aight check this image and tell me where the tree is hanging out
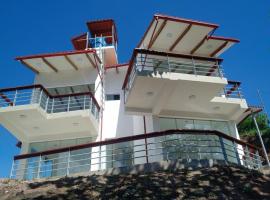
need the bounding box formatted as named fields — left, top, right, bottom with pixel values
left=238, top=113, right=270, bottom=136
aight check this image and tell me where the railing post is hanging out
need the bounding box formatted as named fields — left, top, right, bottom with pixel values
left=192, top=57, right=197, bottom=75
left=237, top=86, right=242, bottom=100
left=45, top=96, right=49, bottom=112
left=37, top=155, right=42, bottom=179
left=167, top=55, right=171, bottom=73
left=13, top=90, right=17, bottom=106
left=233, top=141, right=241, bottom=165
left=217, top=62, right=222, bottom=78
left=219, top=136, right=228, bottom=163
left=67, top=96, right=71, bottom=112
left=83, top=95, right=86, bottom=110
left=255, top=150, right=262, bottom=169
left=85, top=32, right=89, bottom=49
left=38, top=89, right=43, bottom=105
left=66, top=149, right=70, bottom=176
left=51, top=98, right=54, bottom=113
left=244, top=145, right=252, bottom=169
left=223, top=88, right=227, bottom=98
left=10, top=160, right=14, bottom=179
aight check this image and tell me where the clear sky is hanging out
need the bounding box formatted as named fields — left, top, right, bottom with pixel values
left=0, top=0, right=270, bottom=178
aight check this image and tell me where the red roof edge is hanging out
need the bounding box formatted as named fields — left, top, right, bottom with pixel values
left=105, top=63, right=129, bottom=69
left=154, top=14, right=219, bottom=28
left=15, top=49, right=96, bottom=60
left=209, top=35, right=240, bottom=43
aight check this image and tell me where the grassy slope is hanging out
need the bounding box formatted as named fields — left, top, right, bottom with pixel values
left=0, top=165, right=269, bottom=200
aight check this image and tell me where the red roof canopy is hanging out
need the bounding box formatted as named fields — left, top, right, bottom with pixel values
left=87, top=19, right=118, bottom=43
left=71, top=33, right=88, bottom=50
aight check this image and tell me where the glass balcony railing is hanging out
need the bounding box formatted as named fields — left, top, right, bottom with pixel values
left=0, top=85, right=100, bottom=120
left=10, top=129, right=264, bottom=180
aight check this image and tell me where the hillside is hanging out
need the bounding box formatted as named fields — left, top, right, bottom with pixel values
left=0, top=165, right=269, bottom=200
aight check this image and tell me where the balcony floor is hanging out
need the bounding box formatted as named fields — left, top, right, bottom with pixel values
left=0, top=104, right=98, bottom=142
left=125, top=75, right=247, bottom=120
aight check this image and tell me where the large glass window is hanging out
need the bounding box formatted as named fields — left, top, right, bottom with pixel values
left=159, top=117, right=231, bottom=135
left=29, top=137, right=95, bottom=153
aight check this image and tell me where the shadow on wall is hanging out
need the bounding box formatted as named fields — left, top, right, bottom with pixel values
left=2, top=164, right=270, bottom=200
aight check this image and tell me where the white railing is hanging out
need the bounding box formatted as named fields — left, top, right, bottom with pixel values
left=0, top=85, right=100, bottom=120
left=10, top=130, right=264, bottom=180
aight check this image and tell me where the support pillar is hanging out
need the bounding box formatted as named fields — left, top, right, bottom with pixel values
left=252, top=114, right=270, bottom=167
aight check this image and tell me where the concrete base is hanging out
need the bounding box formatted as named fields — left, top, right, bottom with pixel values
left=69, top=159, right=229, bottom=178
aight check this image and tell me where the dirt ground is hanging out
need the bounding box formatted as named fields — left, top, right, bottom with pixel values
left=0, top=165, right=269, bottom=200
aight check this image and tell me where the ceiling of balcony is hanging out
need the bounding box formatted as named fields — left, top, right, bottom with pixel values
left=138, top=14, right=239, bottom=57
left=15, top=49, right=101, bottom=74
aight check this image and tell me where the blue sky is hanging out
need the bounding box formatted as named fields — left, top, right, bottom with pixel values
left=0, top=0, right=270, bottom=177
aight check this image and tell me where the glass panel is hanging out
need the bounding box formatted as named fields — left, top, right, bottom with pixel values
left=211, top=121, right=230, bottom=135
left=60, top=139, right=76, bottom=148
left=176, top=118, right=194, bottom=129
left=159, top=118, right=176, bottom=131
left=194, top=120, right=211, bottom=130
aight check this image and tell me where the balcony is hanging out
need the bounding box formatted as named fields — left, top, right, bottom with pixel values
left=10, top=129, right=265, bottom=180
left=123, top=49, right=232, bottom=115
left=0, top=85, right=100, bottom=141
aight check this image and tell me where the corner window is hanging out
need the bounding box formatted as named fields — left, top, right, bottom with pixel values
left=106, top=94, right=120, bottom=101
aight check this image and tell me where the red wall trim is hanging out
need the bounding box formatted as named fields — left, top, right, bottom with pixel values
left=15, top=49, right=97, bottom=60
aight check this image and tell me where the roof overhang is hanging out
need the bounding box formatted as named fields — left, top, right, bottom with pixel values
left=71, top=33, right=88, bottom=50
left=138, top=14, right=239, bottom=57
left=237, top=106, right=263, bottom=125
left=16, top=49, right=101, bottom=74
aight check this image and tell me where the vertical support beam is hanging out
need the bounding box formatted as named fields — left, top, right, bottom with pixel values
left=252, top=114, right=270, bottom=167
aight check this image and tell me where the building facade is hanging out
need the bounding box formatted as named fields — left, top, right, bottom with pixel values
left=0, top=14, right=265, bottom=180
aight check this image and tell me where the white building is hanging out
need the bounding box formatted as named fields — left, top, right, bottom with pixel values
left=0, top=15, right=265, bottom=180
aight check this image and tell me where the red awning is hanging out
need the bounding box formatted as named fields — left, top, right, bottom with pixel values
left=87, top=19, right=117, bottom=44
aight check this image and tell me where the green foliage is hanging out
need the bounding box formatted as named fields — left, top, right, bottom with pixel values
left=238, top=113, right=270, bottom=137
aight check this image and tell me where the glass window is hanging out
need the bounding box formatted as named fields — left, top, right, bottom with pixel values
left=211, top=121, right=231, bottom=135
left=194, top=120, right=211, bottom=130
left=176, top=119, right=194, bottom=129
left=159, top=118, right=176, bottom=131
left=105, top=94, right=120, bottom=101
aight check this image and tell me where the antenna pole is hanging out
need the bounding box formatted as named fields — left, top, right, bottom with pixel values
left=257, top=89, right=269, bottom=124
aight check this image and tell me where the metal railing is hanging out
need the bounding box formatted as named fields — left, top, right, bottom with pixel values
left=0, top=85, right=100, bottom=120
left=74, top=35, right=117, bottom=51
left=10, top=129, right=265, bottom=180
left=123, top=49, right=224, bottom=102
left=221, top=81, right=243, bottom=99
